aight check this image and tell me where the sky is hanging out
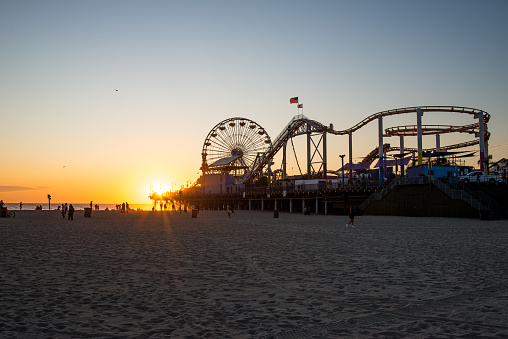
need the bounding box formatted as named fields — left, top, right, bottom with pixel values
left=1, top=0, right=508, bottom=204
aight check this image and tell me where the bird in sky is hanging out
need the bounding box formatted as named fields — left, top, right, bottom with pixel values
left=114, top=89, right=118, bottom=92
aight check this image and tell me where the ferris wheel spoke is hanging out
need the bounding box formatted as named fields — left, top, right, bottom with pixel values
left=209, top=134, right=235, bottom=159
left=250, top=142, right=267, bottom=152
left=211, top=138, right=231, bottom=155
left=237, top=124, right=251, bottom=145
left=216, top=128, right=235, bottom=150
left=243, top=126, right=259, bottom=146
left=209, top=139, right=231, bottom=152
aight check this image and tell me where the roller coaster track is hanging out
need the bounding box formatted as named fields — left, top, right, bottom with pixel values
left=362, top=140, right=481, bottom=163
left=242, top=106, right=489, bottom=183
left=362, top=122, right=489, bottom=162
left=386, top=123, right=479, bottom=136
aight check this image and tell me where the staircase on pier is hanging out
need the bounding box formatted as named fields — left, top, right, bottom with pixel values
left=360, top=177, right=508, bottom=219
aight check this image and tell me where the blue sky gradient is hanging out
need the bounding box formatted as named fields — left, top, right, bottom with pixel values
left=1, top=0, right=507, bottom=202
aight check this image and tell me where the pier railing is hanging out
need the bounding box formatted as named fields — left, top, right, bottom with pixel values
left=431, top=178, right=485, bottom=211
left=453, top=182, right=508, bottom=217
left=360, top=176, right=507, bottom=218
left=244, top=181, right=379, bottom=195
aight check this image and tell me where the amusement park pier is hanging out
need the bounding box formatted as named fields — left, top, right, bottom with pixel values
left=149, top=106, right=508, bottom=219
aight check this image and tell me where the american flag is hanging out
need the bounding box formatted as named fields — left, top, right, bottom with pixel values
left=289, top=97, right=298, bottom=104
left=298, top=104, right=303, bottom=108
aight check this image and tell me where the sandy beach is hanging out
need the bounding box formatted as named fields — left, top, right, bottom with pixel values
left=1, top=210, right=507, bottom=338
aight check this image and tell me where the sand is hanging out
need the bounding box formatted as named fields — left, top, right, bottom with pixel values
left=1, top=210, right=507, bottom=338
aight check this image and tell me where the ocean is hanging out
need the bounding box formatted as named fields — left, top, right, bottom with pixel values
left=2, top=203, right=155, bottom=211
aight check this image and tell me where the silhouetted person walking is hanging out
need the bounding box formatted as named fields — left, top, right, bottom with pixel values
left=346, top=206, right=356, bottom=229
left=68, top=204, right=75, bottom=220
left=62, top=203, right=68, bottom=219
left=227, top=205, right=234, bottom=218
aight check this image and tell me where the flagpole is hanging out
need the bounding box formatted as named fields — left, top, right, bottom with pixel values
left=290, top=97, right=302, bottom=116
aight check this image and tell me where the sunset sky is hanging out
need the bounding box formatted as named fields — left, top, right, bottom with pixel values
left=1, top=0, right=508, bottom=204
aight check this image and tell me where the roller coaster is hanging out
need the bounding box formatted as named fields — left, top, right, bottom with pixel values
left=200, top=106, right=490, bottom=184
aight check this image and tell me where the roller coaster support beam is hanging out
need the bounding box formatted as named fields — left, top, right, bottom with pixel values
left=307, top=124, right=312, bottom=178
left=378, top=115, right=384, bottom=186
left=282, top=141, right=287, bottom=185
left=400, top=136, right=405, bottom=177
left=485, top=139, right=489, bottom=171
left=478, top=111, right=485, bottom=172
left=323, top=130, right=327, bottom=179
left=436, top=134, right=441, bottom=163
left=267, top=161, right=271, bottom=187
left=349, top=132, right=353, bottom=182
left=417, top=108, right=423, bottom=165
left=339, top=154, right=345, bottom=189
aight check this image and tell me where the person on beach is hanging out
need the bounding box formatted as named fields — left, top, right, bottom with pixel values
left=68, top=204, right=75, bottom=220
left=227, top=205, right=234, bottom=218
left=62, top=203, right=68, bottom=219
left=346, top=205, right=356, bottom=228
left=20, top=202, right=23, bottom=210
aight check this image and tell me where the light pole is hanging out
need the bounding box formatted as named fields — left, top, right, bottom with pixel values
left=384, top=154, right=400, bottom=184
left=390, top=153, right=406, bottom=178
left=339, top=154, right=345, bottom=189
left=47, top=194, right=51, bottom=210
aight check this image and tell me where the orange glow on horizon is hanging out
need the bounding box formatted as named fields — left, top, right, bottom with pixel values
left=1, top=169, right=196, bottom=204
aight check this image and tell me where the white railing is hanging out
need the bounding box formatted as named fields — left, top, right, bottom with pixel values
left=360, top=176, right=501, bottom=214
left=359, top=179, right=398, bottom=211
left=431, top=179, right=486, bottom=211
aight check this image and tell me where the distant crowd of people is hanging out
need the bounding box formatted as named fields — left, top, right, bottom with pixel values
left=116, top=202, right=130, bottom=213
left=60, top=203, right=75, bottom=220
left=153, top=202, right=176, bottom=211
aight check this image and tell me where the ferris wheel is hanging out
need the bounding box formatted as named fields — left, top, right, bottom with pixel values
left=201, top=117, right=272, bottom=175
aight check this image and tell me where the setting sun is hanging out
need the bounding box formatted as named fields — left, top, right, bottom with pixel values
left=150, top=183, right=168, bottom=195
